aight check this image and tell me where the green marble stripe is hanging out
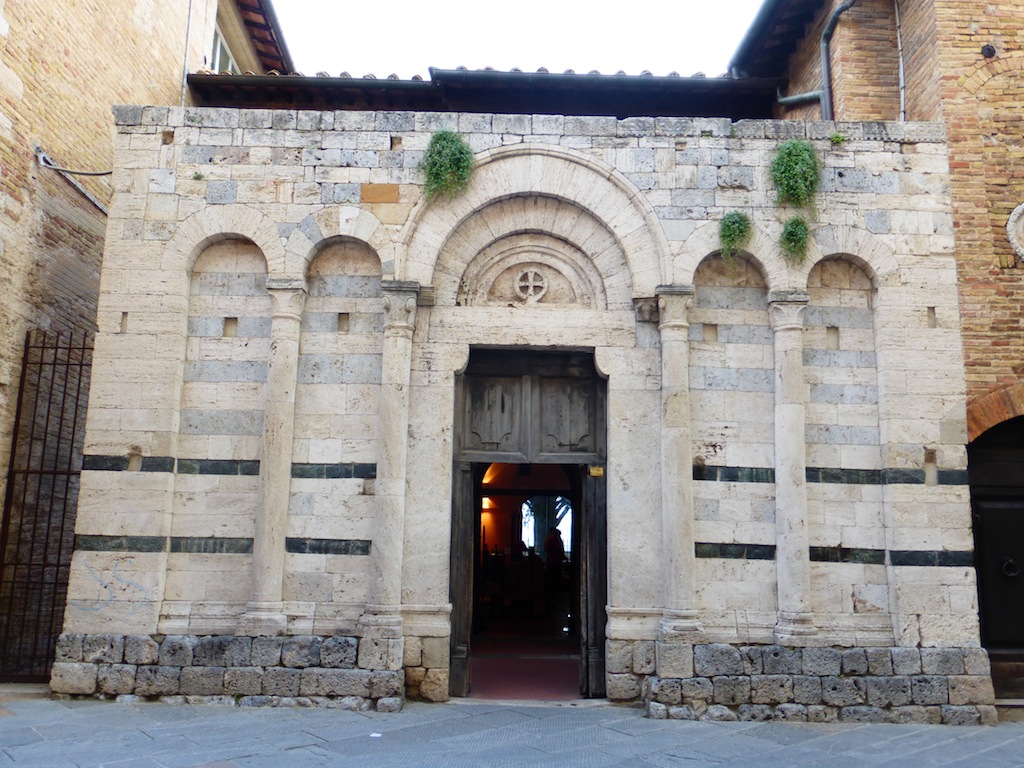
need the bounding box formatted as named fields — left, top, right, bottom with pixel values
left=176, top=459, right=260, bottom=476
left=806, top=467, right=882, bottom=484
left=170, top=537, right=253, bottom=554
left=285, top=538, right=371, bottom=556
left=891, top=550, right=974, bottom=567
left=692, top=465, right=775, bottom=483
left=695, top=542, right=776, bottom=560
left=82, top=455, right=175, bottom=472
left=809, top=546, right=885, bottom=565
left=695, top=464, right=969, bottom=486
left=290, top=463, right=377, bottom=479
left=75, top=535, right=167, bottom=552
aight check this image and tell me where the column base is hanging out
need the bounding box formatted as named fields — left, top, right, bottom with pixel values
left=358, top=606, right=405, bottom=671
left=658, top=611, right=704, bottom=642
left=774, top=611, right=817, bottom=644
left=238, top=602, right=288, bottom=636
left=359, top=605, right=404, bottom=639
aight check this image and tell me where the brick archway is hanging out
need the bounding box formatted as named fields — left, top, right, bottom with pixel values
left=968, top=383, right=1024, bottom=442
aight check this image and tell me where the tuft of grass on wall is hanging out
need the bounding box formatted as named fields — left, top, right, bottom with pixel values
left=421, top=130, right=473, bottom=201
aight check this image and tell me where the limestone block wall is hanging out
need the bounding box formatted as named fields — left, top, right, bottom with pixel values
left=690, top=257, right=777, bottom=638
left=54, top=105, right=979, bottom=712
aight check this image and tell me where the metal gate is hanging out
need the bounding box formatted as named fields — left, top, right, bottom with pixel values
left=0, top=328, right=92, bottom=680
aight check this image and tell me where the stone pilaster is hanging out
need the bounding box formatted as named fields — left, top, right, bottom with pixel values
left=655, top=286, right=702, bottom=646
left=769, top=290, right=816, bottom=643
left=358, top=281, right=418, bottom=669
left=239, top=279, right=306, bottom=636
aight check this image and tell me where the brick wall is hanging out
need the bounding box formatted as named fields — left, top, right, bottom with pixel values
left=897, top=0, right=943, bottom=121
left=929, top=0, right=1024, bottom=432
left=0, top=0, right=224, bottom=504
left=779, top=0, right=901, bottom=121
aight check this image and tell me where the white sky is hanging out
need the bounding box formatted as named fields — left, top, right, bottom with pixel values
left=272, top=0, right=768, bottom=80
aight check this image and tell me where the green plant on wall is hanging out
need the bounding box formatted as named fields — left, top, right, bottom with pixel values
left=719, top=211, right=752, bottom=264
left=771, top=139, right=819, bottom=207
left=780, top=216, right=810, bottom=264
left=421, top=130, right=473, bottom=200
left=770, top=139, right=820, bottom=263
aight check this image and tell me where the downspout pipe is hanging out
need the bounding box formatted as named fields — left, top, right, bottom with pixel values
left=778, top=89, right=823, bottom=108
left=820, top=0, right=859, bottom=121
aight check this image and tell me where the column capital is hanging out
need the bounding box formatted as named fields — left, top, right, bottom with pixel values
left=769, top=290, right=809, bottom=332
left=266, top=280, right=307, bottom=321
left=656, top=285, right=695, bottom=331
left=382, top=281, right=420, bottom=334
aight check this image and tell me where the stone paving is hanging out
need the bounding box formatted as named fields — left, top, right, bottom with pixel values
left=2, top=691, right=1024, bottom=767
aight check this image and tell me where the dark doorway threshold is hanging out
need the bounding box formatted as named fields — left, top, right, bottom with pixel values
left=469, top=615, right=581, bottom=701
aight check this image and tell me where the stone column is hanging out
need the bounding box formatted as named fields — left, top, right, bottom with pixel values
left=358, top=280, right=418, bottom=670
left=240, top=279, right=306, bottom=636
left=656, top=286, right=702, bottom=646
left=769, top=290, right=817, bottom=642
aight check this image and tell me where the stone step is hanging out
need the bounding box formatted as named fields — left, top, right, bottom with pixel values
left=988, top=653, right=1024, bottom=699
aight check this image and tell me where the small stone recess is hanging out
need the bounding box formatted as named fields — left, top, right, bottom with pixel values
left=641, top=643, right=997, bottom=725
left=50, top=634, right=404, bottom=712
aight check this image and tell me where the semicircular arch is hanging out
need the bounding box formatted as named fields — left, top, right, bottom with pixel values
left=163, top=204, right=284, bottom=279
left=801, top=224, right=901, bottom=287
left=399, top=143, right=670, bottom=297
left=285, top=205, right=394, bottom=279
left=674, top=219, right=781, bottom=289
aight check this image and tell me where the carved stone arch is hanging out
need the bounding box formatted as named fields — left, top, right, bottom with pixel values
left=164, top=204, right=283, bottom=282
left=399, top=143, right=670, bottom=297
left=285, top=205, right=394, bottom=280
left=968, top=384, right=1024, bottom=443
left=433, top=195, right=630, bottom=310
left=674, top=219, right=778, bottom=288
left=804, top=225, right=900, bottom=288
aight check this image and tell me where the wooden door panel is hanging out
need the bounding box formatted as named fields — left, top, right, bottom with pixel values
left=449, top=463, right=474, bottom=697
left=581, top=470, right=607, bottom=697
left=537, top=377, right=598, bottom=457
left=464, top=377, right=524, bottom=454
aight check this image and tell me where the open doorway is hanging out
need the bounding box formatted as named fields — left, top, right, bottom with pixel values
left=449, top=349, right=607, bottom=700
left=471, top=462, right=581, bottom=700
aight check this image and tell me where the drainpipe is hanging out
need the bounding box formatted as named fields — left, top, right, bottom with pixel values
left=821, top=0, right=859, bottom=121
left=777, top=89, right=824, bottom=108
left=894, top=0, right=907, bottom=121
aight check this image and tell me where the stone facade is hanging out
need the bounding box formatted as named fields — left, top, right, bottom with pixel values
left=48, top=102, right=990, bottom=716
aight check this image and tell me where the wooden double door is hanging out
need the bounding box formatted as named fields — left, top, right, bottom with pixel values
left=449, top=350, right=607, bottom=698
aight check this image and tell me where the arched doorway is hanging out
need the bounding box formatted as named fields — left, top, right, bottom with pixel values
left=969, top=415, right=1024, bottom=696
left=449, top=349, right=607, bottom=699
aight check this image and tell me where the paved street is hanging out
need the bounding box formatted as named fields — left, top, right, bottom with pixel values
left=2, top=689, right=1024, bottom=767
